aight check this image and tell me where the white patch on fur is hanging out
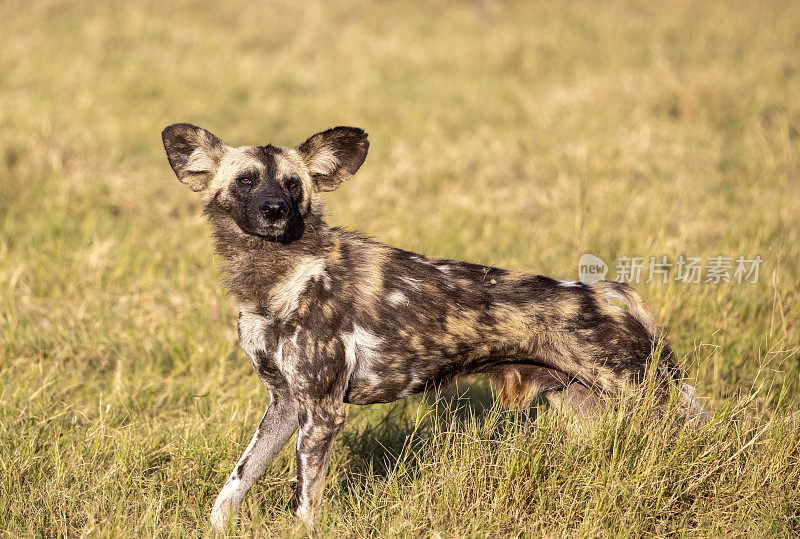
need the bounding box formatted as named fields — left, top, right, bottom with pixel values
left=273, top=340, right=285, bottom=370
left=410, top=254, right=438, bottom=267
left=387, top=290, right=408, bottom=307
left=270, top=256, right=328, bottom=320
left=400, top=276, right=421, bottom=289
left=355, top=364, right=383, bottom=388
left=436, top=264, right=453, bottom=275
left=291, top=326, right=301, bottom=348
left=343, top=331, right=358, bottom=373
left=353, top=325, right=383, bottom=362
left=238, top=309, right=271, bottom=369
left=559, top=280, right=583, bottom=287
left=399, top=373, right=424, bottom=397
left=295, top=413, right=315, bottom=512
left=343, top=325, right=384, bottom=385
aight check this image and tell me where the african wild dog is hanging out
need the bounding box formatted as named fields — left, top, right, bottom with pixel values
left=161, top=123, right=707, bottom=531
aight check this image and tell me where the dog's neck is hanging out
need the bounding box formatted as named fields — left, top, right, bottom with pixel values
left=207, top=212, right=334, bottom=311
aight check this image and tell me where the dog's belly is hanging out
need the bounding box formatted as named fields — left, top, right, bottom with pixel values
left=343, top=347, right=494, bottom=405
left=343, top=363, right=432, bottom=405
left=340, top=320, right=523, bottom=405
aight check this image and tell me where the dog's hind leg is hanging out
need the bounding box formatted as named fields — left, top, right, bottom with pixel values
left=543, top=383, right=607, bottom=436
left=211, top=388, right=297, bottom=532
left=487, top=363, right=606, bottom=432
left=545, top=382, right=604, bottom=418
left=488, top=363, right=571, bottom=408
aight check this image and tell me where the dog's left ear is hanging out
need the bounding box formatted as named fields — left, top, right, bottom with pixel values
left=297, top=127, right=369, bottom=192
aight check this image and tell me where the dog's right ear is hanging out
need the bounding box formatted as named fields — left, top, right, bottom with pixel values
left=161, top=124, right=228, bottom=192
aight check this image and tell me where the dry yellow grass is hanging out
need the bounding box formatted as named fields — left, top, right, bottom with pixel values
left=1, top=0, right=799, bottom=535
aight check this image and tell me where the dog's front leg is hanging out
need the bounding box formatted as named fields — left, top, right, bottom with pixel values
left=292, top=399, right=346, bottom=527
left=211, top=388, right=297, bottom=532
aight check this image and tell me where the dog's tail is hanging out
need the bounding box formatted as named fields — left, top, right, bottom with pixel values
left=593, top=280, right=709, bottom=423
left=593, top=280, right=661, bottom=339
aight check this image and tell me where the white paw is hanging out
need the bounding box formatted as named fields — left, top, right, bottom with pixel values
left=294, top=506, right=316, bottom=530
left=680, top=382, right=710, bottom=424
left=211, top=478, right=246, bottom=532
left=210, top=499, right=236, bottom=533
left=210, top=508, right=227, bottom=533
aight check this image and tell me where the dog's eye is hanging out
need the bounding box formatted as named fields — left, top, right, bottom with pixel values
left=286, top=177, right=300, bottom=190
left=238, top=177, right=252, bottom=186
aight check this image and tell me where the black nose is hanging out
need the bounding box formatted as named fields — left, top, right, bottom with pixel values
left=260, top=198, right=288, bottom=220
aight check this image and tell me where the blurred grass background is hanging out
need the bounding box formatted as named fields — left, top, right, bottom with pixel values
left=1, top=0, right=799, bottom=535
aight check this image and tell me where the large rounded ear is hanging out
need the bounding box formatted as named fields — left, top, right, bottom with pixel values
left=297, top=126, right=369, bottom=192
left=161, top=123, right=228, bottom=192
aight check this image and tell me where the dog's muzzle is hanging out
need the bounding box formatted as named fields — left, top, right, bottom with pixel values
left=260, top=198, right=288, bottom=221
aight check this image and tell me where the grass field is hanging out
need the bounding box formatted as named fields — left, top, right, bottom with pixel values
left=2, top=0, right=800, bottom=535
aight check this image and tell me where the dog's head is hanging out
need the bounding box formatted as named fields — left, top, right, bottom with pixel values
left=161, top=124, right=368, bottom=243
